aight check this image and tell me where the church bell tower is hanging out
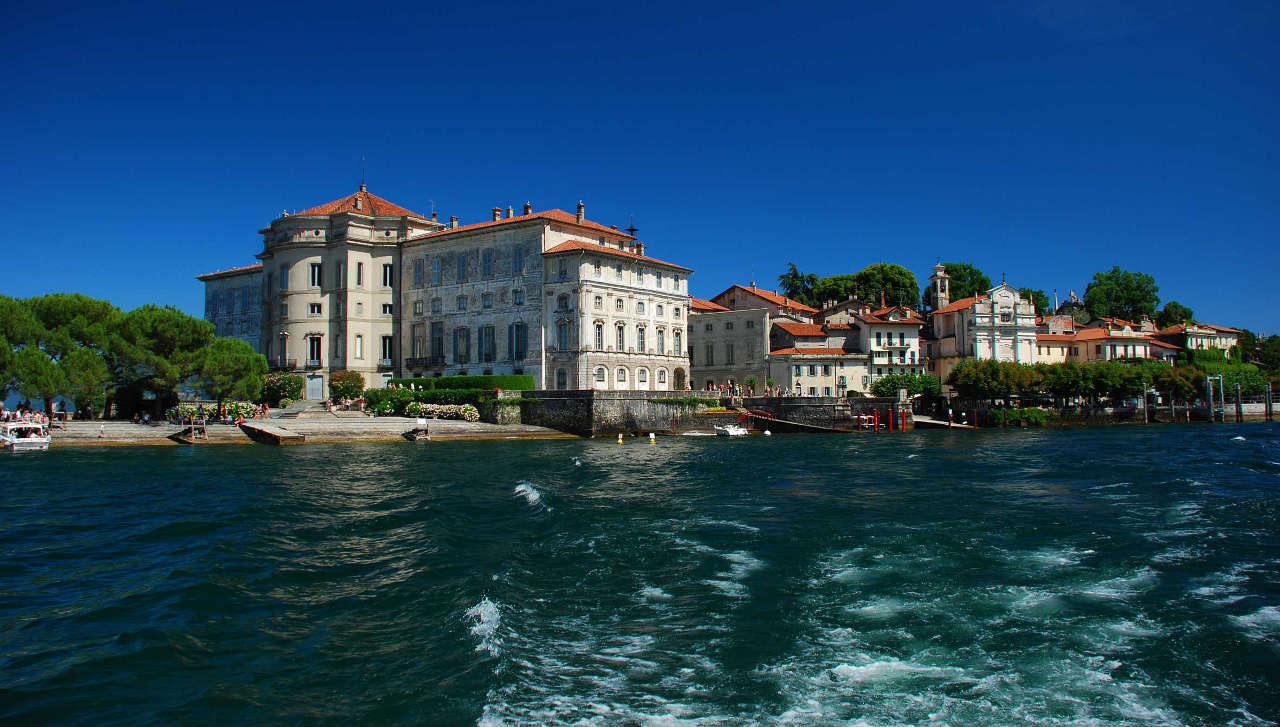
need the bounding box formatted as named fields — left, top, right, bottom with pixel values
left=929, top=262, right=950, bottom=309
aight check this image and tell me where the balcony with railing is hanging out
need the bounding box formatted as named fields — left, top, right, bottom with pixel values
left=378, top=358, right=394, bottom=369
left=270, top=358, right=299, bottom=371
left=405, top=357, right=429, bottom=368
left=305, top=359, right=322, bottom=369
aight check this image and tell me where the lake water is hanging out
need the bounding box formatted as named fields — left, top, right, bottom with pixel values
left=2, top=425, right=1278, bottom=726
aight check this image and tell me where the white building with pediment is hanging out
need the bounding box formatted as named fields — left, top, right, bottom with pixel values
left=924, top=264, right=1038, bottom=383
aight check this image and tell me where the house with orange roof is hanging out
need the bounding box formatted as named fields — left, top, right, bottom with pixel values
left=709, top=283, right=819, bottom=323
left=398, top=200, right=693, bottom=390
left=196, top=263, right=263, bottom=352
left=1154, top=322, right=1240, bottom=357
left=818, top=296, right=928, bottom=382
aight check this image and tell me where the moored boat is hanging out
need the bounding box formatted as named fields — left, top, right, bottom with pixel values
left=3, top=421, right=51, bottom=452
left=713, top=424, right=749, bottom=437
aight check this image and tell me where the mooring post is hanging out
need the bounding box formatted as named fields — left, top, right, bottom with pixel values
left=1235, top=382, right=1243, bottom=423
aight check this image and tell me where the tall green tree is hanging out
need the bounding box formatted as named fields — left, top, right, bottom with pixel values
left=1083, top=266, right=1160, bottom=322
left=1156, top=301, right=1194, bottom=329
left=810, top=274, right=859, bottom=307
left=1231, top=329, right=1258, bottom=364
left=923, top=262, right=991, bottom=309
left=1257, top=335, right=1280, bottom=370
left=1018, top=288, right=1050, bottom=317
left=852, top=263, right=919, bottom=308
left=190, top=337, right=267, bottom=408
left=777, top=263, right=819, bottom=307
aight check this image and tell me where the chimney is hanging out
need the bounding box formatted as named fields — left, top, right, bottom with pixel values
left=576, top=200, right=584, bottom=224
left=431, top=212, right=438, bottom=221
left=880, top=291, right=886, bottom=308
left=635, top=241, right=645, bottom=256
left=523, top=201, right=532, bottom=215
left=506, top=205, right=514, bottom=219
left=449, top=215, right=458, bottom=229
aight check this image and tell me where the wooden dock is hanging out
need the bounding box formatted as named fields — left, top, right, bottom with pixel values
left=239, top=421, right=305, bottom=445
left=911, top=415, right=976, bottom=430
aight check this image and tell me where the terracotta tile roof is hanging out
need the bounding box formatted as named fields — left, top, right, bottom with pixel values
left=774, top=321, right=827, bottom=337
left=292, top=188, right=424, bottom=218
left=1156, top=323, right=1187, bottom=335
left=768, top=347, right=858, bottom=356
left=542, top=239, right=692, bottom=272
left=1148, top=339, right=1180, bottom=349
left=1197, top=322, right=1241, bottom=334
left=857, top=309, right=926, bottom=325
left=196, top=262, right=263, bottom=281
left=933, top=296, right=982, bottom=315
left=1036, top=333, right=1076, bottom=342
left=690, top=297, right=730, bottom=312
left=823, top=323, right=855, bottom=330
left=719, top=285, right=819, bottom=314
left=409, top=208, right=632, bottom=242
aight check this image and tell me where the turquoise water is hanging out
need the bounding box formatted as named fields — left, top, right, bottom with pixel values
left=2, top=425, right=1278, bottom=726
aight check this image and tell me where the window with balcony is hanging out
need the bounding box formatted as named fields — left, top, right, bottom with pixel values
left=430, top=322, right=444, bottom=363
left=307, top=336, right=322, bottom=366
left=381, top=335, right=393, bottom=364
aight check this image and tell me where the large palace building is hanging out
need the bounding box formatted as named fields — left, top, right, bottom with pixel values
left=198, top=186, right=693, bottom=397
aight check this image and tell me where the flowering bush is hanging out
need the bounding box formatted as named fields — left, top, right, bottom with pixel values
left=261, top=373, right=304, bottom=405
left=171, top=401, right=259, bottom=420
left=404, top=402, right=480, bottom=422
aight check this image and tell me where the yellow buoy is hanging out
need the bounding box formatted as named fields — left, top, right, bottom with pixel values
left=617, top=433, right=623, bottom=444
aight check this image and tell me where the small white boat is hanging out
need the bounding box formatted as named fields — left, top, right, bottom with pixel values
left=3, top=421, right=51, bottom=452
left=714, top=424, right=749, bottom=437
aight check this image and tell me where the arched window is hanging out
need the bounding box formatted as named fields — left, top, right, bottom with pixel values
left=657, top=369, right=667, bottom=384
left=594, top=366, right=606, bottom=382
left=616, top=367, right=628, bottom=383
left=637, top=368, right=648, bottom=383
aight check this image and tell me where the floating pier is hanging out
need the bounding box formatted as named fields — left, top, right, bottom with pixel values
left=239, top=421, right=305, bottom=445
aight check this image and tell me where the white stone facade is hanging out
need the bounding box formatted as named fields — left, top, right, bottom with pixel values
left=398, top=206, right=694, bottom=390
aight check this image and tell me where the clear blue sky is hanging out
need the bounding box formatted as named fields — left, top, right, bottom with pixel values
left=5, top=1, right=1277, bottom=332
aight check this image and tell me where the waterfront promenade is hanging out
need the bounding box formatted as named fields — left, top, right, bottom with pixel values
left=52, top=419, right=569, bottom=446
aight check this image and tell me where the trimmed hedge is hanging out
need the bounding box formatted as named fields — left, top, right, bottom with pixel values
left=985, top=407, right=1049, bottom=427
left=364, top=386, right=515, bottom=417
left=387, top=374, right=535, bottom=391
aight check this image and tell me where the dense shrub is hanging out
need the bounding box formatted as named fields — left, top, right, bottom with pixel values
left=261, top=373, right=304, bottom=406
left=364, top=387, right=501, bottom=416
left=171, top=401, right=258, bottom=420
left=870, top=373, right=941, bottom=398
left=329, top=370, right=366, bottom=400
left=986, top=407, right=1048, bottom=427
left=387, top=374, right=535, bottom=391
left=404, top=402, right=480, bottom=422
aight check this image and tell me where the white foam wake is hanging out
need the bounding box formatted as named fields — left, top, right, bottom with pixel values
left=514, top=481, right=544, bottom=507
left=466, top=597, right=502, bottom=657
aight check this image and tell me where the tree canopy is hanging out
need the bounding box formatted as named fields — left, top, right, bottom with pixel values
left=1083, top=266, right=1160, bottom=322
left=778, top=263, right=818, bottom=306
left=1019, top=288, right=1050, bottom=317
left=1, top=293, right=266, bottom=417
left=850, top=263, right=919, bottom=308
left=923, top=262, right=991, bottom=309
left=1156, top=301, right=1194, bottom=329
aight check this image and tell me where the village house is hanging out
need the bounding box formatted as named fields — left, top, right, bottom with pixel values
left=687, top=298, right=770, bottom=393
left=922, top=263, right=1038, bottom=384
left=1155, top=322, right=1240, bottom=358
